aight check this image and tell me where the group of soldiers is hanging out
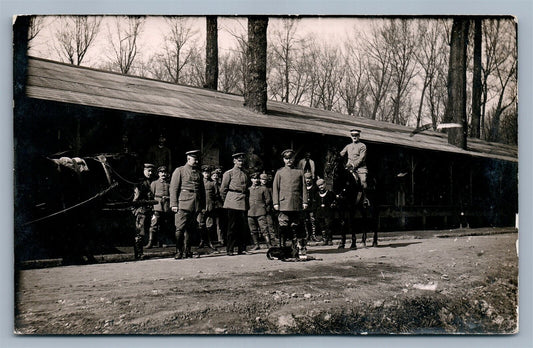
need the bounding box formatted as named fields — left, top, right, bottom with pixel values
left=131, top=128, right=368, bottom=261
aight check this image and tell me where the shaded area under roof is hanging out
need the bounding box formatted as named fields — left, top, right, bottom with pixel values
left=24, top=57, right=518, bottom=163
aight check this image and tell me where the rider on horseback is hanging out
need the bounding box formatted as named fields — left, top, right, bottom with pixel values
left=340, top=129, right=368, bottom=189
left=340, top=129, right=370, bottom=208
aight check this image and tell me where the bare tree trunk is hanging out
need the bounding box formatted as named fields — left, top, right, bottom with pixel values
left=14, top=16, right=30, bottom=102
left=244, top=16, right=268, bottom=114
left=444, top=18, right=470, bottom=149
left=471, top=18, right=482, bottom=138
left=205, top=16, right=218, bottom=90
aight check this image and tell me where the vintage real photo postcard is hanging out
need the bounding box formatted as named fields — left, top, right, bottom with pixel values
left=13, top=15, right=518, bottom=334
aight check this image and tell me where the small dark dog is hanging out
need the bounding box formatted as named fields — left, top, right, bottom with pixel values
left=266, top=246, right=299, bottom=260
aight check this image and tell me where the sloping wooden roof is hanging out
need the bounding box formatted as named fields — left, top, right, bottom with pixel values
left=25, top=57, right=518, bottom=163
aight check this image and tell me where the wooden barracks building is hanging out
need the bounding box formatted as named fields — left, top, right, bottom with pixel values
left=16, top=57, right=518, bottom=224
left=13, top=19, right=517, bottom=259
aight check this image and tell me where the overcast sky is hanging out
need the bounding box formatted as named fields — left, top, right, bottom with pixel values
left=28, top=16, right=376, bottom=67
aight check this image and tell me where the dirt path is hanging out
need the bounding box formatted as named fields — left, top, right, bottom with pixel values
left=15, top=233, right=518, bottom=334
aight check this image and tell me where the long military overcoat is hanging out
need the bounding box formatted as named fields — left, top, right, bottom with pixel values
left=169, top=164, right=205, bottom=212
left=221, top=166, right=248, bottom=211
left=272, top=166, right=308, bottom=211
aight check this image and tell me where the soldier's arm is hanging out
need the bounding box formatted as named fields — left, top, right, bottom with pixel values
left=339, top=145, right=348, bottom=157
left=352, top=143, right=367, bottom=168
left=272, top=171, right=280, bottom=210
left=199, top=176, right=206, bottom=210
left=301, top=172, right=309, bottom=208
left=220, top=171, right=230, bottom=201
left=133, top=185, right=140, bottom=202
left=169, top=168, right=181, bottom=210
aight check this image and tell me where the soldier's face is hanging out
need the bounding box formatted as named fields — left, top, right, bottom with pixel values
left=283, top=157, right=294, bottom=167
left=234, top=158, right=244, bottom=168
left=260, top=178, right=267, bottom=185
left=211, top=173, right=219, bottom=181
left=305, top=178, right=312, bottom=185
left=202, top=171, right=210, bottom=179
left=351, top=134, right=360, bottom=142
left=158, top=171, right=167, bottom=180
left=251, top=178, right=259, bottom=185
left=144, top=168, right=153, bottom=178
left=187, top=156, right=198, bottom=166
left=318, top=183, right=326, bottom=191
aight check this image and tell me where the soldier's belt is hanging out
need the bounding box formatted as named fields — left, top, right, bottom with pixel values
left=182, top=189, right=200, bottom=193
left=228, top=189, right=246, bottom=194
left=155, top=195, right=169, bottom=199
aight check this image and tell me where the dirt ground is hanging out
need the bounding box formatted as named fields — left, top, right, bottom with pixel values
left=14, top=232, right=518, bottom=335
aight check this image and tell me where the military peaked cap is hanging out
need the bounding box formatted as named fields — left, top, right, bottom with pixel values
left=185, top=150, right=201, bottom=158
left=316, top=178, right=326, bottom=186
left=350, top=129, right=361, bottom=135
left=157, top=165, right=168, bottom=173
left=259, top=173, right=268, bottom=180
left=232, top=152, right=246, bottom=159
left=281, top=149, right=295, bottom=158
left=144, top=163, right=155, bottom=169
left=304, top=172, right=313, bottom=179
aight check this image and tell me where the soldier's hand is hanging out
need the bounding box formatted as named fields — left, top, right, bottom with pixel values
left=171, top=206, right=178, bottom=213
left=273, top=204, right=279, bottom=211
left=303, top=203, right=309, bottom=210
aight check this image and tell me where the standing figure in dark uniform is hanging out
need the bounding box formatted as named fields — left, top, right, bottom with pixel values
left=272, top=149, right=309, bottom=257
left=132, top=163, right=155, bottom=260
left=197, top=165, right=217, bottom=250
left=147, top=166, right=171, bottom=249
left=248, top=172, right=273, bottom=250
left=303, top=172, right=318, bottom=242
left=221, top=152, right=249, bottom=256
left=211, top=168, right=226, bottom=246
left=146, top=134, right=172, bottom=172
left=314, top=178, right=336, bottom=246
left=170, top=150, right=205, bottom=259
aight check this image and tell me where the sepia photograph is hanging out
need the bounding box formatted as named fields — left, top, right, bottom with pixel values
left=13, top=14, right=520, bottom=336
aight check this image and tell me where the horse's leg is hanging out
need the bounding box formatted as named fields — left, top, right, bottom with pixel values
left=338, top=211, right=347, bottom=249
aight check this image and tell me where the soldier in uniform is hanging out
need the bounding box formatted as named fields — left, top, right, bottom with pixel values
left=197, top=165, right=217, bottom=250
left=146, top=166, right=171, bottom=249
left=221, top=152, right=249, bottom=256
left=340, top=129, right=368, bottom=190
left=303, top=172, right=318, bottom=242
left=132, top=163, right=155, bottom=260
left=146, top=134, right=172, bottom=171
left=211, top=168, right=226, bottom=246
left=169, top=150, right=205, bottom=259
left=260, top=172, right=278, bottom=245
left=272, top=149, right=309, bottom=257
left=248, top=172, right=273, bottom=250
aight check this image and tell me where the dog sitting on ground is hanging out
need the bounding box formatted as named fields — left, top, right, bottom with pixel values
left=266, top=245, right=298, bottom=260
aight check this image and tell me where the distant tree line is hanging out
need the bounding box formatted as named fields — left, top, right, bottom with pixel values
left=28, top=16, right=517, bottom=145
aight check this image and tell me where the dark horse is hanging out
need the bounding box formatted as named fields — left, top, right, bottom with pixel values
left=325, top=148, right=378, bottom=249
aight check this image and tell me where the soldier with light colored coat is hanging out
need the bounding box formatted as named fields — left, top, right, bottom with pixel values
left=169, top=150, right=205, bottom=259
left=272, top=149, right=309, bottom=257
left=221, top=152, right=249, bottom=255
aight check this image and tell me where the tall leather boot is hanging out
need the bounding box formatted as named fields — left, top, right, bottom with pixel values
left=184, top=231, right=192, bottom=258
left=279, top=226, right=288, bottom=247
left=134, top=235, right=144, bottom=260
left=174, top=230, right=184, bottom=259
